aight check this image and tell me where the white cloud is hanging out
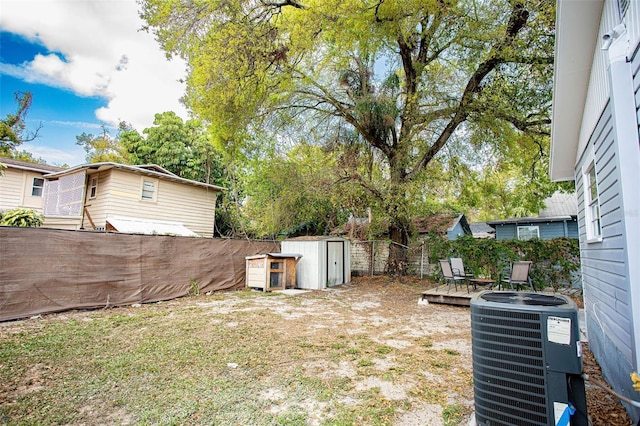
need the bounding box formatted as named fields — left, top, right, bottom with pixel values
left=0, top=0, right=189, bottom=131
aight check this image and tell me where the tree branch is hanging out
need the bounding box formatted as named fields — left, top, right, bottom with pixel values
left=407, top=2, right=530, bottom=180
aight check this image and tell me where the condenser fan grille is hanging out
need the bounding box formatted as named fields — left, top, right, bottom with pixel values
left=480, top=292, right=567, bottom=306
left=472, top=305, right=548, bottom=425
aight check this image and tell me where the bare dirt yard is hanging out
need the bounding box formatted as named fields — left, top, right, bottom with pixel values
left=0, top=276, right=633, bottom=425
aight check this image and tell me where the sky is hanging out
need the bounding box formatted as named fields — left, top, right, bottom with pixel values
left=0, top=0, right=189, bottom=167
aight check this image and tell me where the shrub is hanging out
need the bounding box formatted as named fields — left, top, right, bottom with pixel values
left=426, top=234, right=580, bottom=291
left=0, top=208, right=44, bottom=227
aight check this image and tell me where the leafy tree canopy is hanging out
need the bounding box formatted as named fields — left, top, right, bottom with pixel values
left=141, top=0, right=559, bottom=270
left=1, top=92, right=42, bottom=157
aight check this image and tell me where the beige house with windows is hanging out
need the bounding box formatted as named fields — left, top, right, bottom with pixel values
left=0, top=157, right=65, bottom=213
left=42, top=162, right=225, bottom=237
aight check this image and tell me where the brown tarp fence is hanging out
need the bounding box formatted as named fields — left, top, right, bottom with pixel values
left=0, top=227, right=279, bottom=322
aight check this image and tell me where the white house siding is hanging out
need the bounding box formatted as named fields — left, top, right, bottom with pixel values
left=82, top=170, right=111, bottom=230
left=0, top=168, right=45, bottom=212
left=95, top=169, right=217, bottom=237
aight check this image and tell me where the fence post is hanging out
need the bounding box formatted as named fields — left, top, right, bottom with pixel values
left=420, top=242, right=424, bottom=279
left=371, top=240, right=375, bottom=276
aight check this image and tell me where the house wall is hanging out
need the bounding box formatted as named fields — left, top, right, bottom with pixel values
left=0, top=168, right=45, bottom=212
left=492, top=220, right=578, bottom=240
left=82, top=169, right=218, bottom=236
left=447, top=221, right=466, bottom=240
left=575, top=2, right=640, bottom=413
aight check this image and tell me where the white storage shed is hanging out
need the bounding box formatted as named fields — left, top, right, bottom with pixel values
left=280, top=236, right=351, bottom=290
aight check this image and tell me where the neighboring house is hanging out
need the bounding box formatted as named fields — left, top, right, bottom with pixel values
left=413, top=213, right=473, bottom=241
left=42, top=162, right=225, bottom=237
left=0, top=157, right=65, bottom=213
left=552, top=0, right=640, bottom=421
left=487, top=192, right=579, bottom=241
left=333, top=213, right=473, bottom=241
left=469, top=222, right=495, bottom=239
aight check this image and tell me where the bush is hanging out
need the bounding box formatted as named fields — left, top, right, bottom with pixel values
left=0, top=208, right=44, bottom=227
left=426, top=234, right=580, bottom=291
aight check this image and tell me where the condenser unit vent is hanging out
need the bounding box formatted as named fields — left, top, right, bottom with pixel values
left=471, top=291, right=587, bottom=426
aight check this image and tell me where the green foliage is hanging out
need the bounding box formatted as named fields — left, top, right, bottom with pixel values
left=1, top=92, right=40, bottom=156
left=188, top=279, right=200, bottom=296
left=243, top=143, right=350, bottom=237
left=0, top=208, right=44, bottom=227
left=427, top=235, right=581, bottom=290
left=443, top=404, right=465, bottom=426
left=120, top=112, right=227, bottom=186
left=140, top=0, right=559, bottom=270
left=76, top=124, right=129, bottom=164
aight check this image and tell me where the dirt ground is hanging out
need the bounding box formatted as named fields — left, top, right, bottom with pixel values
left=1, top=275, right=634, bottom=425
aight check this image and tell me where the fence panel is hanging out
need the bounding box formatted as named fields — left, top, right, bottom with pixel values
left=0, top=227, right=278, bottom=321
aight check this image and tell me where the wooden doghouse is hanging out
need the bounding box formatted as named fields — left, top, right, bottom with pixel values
left=245, top=253, right=302, bottom=291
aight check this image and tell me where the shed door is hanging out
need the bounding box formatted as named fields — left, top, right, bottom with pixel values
left=327, top=241, right=344, bottom=287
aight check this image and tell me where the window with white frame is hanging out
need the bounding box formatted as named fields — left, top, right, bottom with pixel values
left=89, top=177, right=98, bottom=199
left=31, top=177, right=44, bottom=197
left=141, top=179, right=156, bottom=201
left=585, top=162, right=602, bottom=240
left=618, top=0, right=630, bottom=18
left=517, top=225, right=539, bottom=241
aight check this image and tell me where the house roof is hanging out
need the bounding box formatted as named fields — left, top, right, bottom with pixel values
left=105, top=216, right=199, bottom=237
left=413, top=213, right=472, bottom=235
left=487, top=192, right=578, bottom=226
left=487, top=215, right=575, bottom=226
left=44, top=162, right=226, bottom=191
left=469, top=222, right=495, bottom=238
left=550, top=0, right=604, bottom=181
left=331, top=213, right=471, bottom=239
left=539, top=192, right=578, bottom=217
left=0, top=157, right=65, bottom=174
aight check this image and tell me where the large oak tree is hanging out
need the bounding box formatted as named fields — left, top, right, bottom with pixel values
left=140, top=0, right=555, bottom=272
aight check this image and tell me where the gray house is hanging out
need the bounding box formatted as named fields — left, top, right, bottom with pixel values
left=552, top=0, right=640, bottom=421
left=487, top=193, right=579, bottom=241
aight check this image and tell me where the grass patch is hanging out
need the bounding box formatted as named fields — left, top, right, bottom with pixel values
left=443, top=403, right=465, bottom=426
left=0, top=282, right=475, bottom=425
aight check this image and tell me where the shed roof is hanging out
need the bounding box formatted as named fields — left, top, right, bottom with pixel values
left=285, top=236, right=348, bottom=241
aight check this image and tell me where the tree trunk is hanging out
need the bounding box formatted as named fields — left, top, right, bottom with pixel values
left=388, top=218, right=410, bottom=275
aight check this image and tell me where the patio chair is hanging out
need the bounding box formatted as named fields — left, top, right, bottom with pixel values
left=501, top=261, right=535, bottom=292
left=438, top=259, right=469, bottom=294
left=450, top=257, right=474, bottom=280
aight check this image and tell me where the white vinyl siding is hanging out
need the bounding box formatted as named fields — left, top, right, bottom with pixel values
left=0, top=168, right=46, bottom=212
left=92, top=169, right=217, bottom=236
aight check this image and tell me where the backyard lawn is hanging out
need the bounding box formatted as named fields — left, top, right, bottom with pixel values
left=0, top=276, right=631, bottom=425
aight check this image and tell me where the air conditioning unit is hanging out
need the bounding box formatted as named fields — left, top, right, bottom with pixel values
left=471, top=291, right=588, bottom=426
